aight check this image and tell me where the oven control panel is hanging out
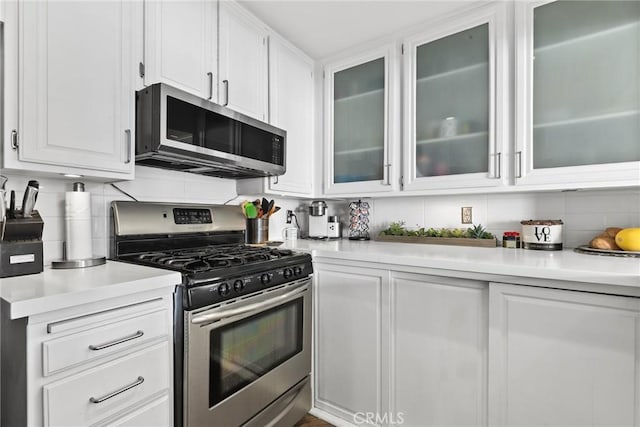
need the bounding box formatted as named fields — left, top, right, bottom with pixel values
left=173, top=208, right=212, bottom=225
left=186, top=257, right=313, bottom=309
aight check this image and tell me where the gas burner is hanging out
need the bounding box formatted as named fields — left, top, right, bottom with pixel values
left=182, top=259, right=212, bottom=273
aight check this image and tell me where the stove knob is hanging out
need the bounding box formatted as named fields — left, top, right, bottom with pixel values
left=260, top=273, right=272, bottom=285
left=293, top=266, right=303, bottom=276
left=218, top=283, right=230, bottom=297
left=283, top=268, right=293, bottom=279
left=233, top=279, right=245, bottom=292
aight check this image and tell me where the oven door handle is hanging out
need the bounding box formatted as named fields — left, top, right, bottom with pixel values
left=191, top=283, right=308, bottom=325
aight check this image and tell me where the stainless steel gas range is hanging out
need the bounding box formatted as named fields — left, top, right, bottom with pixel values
left=111, top=201, right=312, bottom=427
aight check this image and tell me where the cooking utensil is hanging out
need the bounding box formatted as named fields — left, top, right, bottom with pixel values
left=265, top=200, right=275, bottom=218
left=244, top=203, right=258, bottom=219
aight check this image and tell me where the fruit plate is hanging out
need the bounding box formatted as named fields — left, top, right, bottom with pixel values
left=574, top=245, right=640, bottom=258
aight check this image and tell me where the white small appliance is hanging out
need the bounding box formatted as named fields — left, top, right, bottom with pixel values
left=308, top=201, right=328, bottom=238
left=327, top=216, right=341, bottom=239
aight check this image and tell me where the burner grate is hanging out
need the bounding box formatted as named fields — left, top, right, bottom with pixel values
left=123, top=244, right=297, bottom=274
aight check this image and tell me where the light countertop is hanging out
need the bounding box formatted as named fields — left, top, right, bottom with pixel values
left=0, top=261, right=182, bottom=319
left=282, top=239, right=640, bottom=289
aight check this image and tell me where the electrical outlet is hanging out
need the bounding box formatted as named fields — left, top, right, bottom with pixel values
left=286, top=210, right=293, bottom=224
left=461, top=207, right=473, bottom=224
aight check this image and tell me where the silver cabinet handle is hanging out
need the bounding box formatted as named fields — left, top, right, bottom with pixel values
left=10, top=130, right=18, bottom=150
left=124, top=129, right=132, bottom=164
left=89, top=376, right=144, bottom=404
left=207, top=72, right=213, bottom=100
left=222, top=80, right=229, bottom=106
left=192, top=282, right=308, bottom=325
left=495, top=152, right=501, bottom=179
left=383, top=164, right=391, bottom=186
left=272, top=175, right=279, bottom=185
left=88, top=330, right=144, bottom=351
left=516, top=151, right=522, bottom=178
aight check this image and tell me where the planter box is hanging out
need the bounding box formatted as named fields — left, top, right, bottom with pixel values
left=375, top=234, right=497, bottom=248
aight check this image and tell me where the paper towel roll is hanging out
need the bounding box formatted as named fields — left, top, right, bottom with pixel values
left=65, top=191, right=91, bottom=220
left=65, top=190, right=93, bottom=260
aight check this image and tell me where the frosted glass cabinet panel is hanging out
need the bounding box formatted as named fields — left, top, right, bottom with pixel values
left=516, top=0, right=640, bottom=187
left=415, top=24, right=489, bottom=177
left=403, top=4, right=507, bottom=192
left=324, top=44, right=399, bottom=195
left=334, top=58, right=385, bottom=183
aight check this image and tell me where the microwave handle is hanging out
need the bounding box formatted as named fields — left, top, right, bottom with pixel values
left=191, top=282, right=308, bottom=326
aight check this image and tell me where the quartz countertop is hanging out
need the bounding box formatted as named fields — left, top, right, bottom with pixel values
left=281, top=239, right=640, bottom=289
left=0, top=261, right=182, bottom=319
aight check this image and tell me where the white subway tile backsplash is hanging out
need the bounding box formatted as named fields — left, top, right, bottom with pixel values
left=372, top=197, right=424, bottom=232
left=3, top=169, right=639, bottom=265
left=423, top=195, right=488, bottom=228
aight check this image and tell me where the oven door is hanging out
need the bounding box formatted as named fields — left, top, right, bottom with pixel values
left=185, top=278, right=311, bottom=427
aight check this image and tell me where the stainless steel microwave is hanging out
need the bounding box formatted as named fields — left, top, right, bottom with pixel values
left=135, top=83, right=286, bottom=178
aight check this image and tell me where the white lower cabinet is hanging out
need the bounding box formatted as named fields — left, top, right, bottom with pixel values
left=391, top=273, right=487, bottom=427
left=1, top=293, right=174, bottom=427
left=314, top=263, right=389, bottom=425
left=489, top=282, right=640, bottom=426
left=314, top=263, right=488, bottom=427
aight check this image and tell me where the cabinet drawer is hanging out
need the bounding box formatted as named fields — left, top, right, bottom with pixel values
left=97, top=393, right=171, bottom=427
left=43, top=306, right=168, bottom=376
left=43, top=341, right=170, bottom=427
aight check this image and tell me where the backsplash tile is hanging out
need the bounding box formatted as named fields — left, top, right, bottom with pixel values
left=2, top=166, right=638, bottom=264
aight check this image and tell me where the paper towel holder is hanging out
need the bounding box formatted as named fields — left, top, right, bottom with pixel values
left=51, top=242, right=106, bottom=269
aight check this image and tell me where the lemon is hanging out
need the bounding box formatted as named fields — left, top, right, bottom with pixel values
left=615, top=228, right=640, bottom=251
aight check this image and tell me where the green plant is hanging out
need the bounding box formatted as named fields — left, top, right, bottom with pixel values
left=466, top=224, right=494, bottom=239
left=379, top=221, right=494, bottom=240
left=380, top=221, right=407, bottom=236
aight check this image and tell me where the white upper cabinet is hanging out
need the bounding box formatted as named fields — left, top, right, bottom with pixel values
left=236, top=36, right=315, bottom=197
left=515, top=0, right=640, bottom=189
left=324, top=44, right=401, bottom=196
left=268, top=37, right=314, bottom=195
left=143, top=0, right=217, bottom=101
left=4, top=0, right=139, bottom=179
left=403, top=4, right=508, bottom=192
left=218, top=2, right=268, bottom=121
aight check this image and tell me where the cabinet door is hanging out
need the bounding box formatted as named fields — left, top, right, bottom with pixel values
left=324, top=44, right=400, bottom=196
left=489, top=283, right=640, bottom=426
left=268, top=37, right=314, bottom=196
left=218, top=2, right=268, bottom=121
left=314, top=263, right=389, bottom=425
left=144, top=0, right=216, bottom=100
left=515, top=1, right=640, bottom=188
left=403, top=4, right=508, bottom=192
left=18, top=0, right=136, bottom=176
left=391, top=273, right=488, bottom=426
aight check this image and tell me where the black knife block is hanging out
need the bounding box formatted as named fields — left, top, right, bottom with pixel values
left=0, top=211, right=44, bottom=278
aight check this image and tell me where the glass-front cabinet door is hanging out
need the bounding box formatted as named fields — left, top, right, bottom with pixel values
left=324, top=45, right=400, bottom=195
left=403, top=4, right=508, bottom=192
left=515, top=0, right=640, bottom=188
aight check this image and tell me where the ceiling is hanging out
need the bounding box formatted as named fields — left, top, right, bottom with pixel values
left=237, top=0, right=475, bottom=59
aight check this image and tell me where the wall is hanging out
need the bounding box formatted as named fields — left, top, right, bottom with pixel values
left=2, top=166, right=639, bottom=265
left=365, top=189, right=640, bottom=249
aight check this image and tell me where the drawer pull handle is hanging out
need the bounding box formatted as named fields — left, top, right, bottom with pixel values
left=89, top=376, right=145, bottom=404
left=88, top=330, right=144, bottom=351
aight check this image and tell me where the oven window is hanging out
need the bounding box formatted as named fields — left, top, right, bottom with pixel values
left=209, top=298, right=303, bottom=407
